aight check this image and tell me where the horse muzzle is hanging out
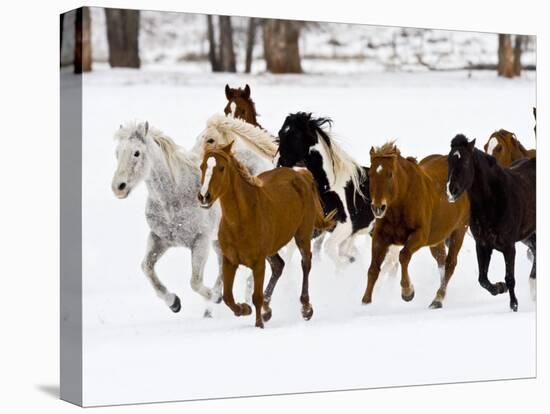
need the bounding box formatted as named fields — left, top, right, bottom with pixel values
left=371, top=203, right=387, bottom=219
left=112, top=181, right=130, bottom=199
left=198, top=192, right=213, bottom=209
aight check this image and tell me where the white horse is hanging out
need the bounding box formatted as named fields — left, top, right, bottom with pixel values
left=111, top=121, right=223, bottom=315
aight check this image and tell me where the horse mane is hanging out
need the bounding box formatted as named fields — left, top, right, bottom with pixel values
left=371, top=141, right=401, bottom=159
left=206, top=114, right=278, bottom=160
left=206, top=146, right=263, bottom=188
left=306, top=114, right=367, bottom=196
left=452, top=133, right=497, bottom=168
left=116, top=122, right=198, bottom=179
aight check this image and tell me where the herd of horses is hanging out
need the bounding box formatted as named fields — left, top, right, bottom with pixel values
left=111, top=84, right=536, bottom=328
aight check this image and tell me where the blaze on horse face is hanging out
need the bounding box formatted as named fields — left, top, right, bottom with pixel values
left=224, top=84, right=253, bottom=121
left=276, top=113, right=318, bottom=168
left=198, top=142, right=233, bottom=208
left=368, top=150, right=397, bottom=218
left=447, top=135, right=477, bottom=202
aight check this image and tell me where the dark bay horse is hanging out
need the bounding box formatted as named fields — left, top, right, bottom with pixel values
left=364, top=142, right=470, bottom=308
left=447, top=134, right=536, bottom=310
left=224, top=84, right=263, bottom=128
left=483, top=129, right=535, bottom=167
left=198, top=142, right=335, bottom=328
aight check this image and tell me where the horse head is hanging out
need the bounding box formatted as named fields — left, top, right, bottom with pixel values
left=198, top=142, right=234, bottom=209
left=368, top=142, right=403, bottom=218
left=224, top=84, right=258, bottom=125
left=447, top=134, right=477, bottom=202
left=112, top=121, right=150, bottom=199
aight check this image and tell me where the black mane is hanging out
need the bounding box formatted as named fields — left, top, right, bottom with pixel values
left=450, top=133, right=469, bottom=148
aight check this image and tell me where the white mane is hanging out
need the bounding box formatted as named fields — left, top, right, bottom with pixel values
left=316, top=130, right=366, bottom=198
left=116, top=122, right=198, bottom=179
left=203, top=114, right=278, bottom=160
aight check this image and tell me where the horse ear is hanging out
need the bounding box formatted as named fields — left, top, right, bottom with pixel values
left=370, top=146, right=375, bottom=157
left=467, top=139, right=476, bottom=151
left=144, top=121, right=149, bottom=136
left=244, top=84, right=251, bottom=99
left=222, top=140, right=234, bottom=154
left=225, top=84, right=232, bottom=100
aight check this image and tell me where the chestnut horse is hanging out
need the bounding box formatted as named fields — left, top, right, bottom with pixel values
left=483, top=129, right=535, bottom=167
left=198, top=142, right=334, bottom=328
left=363, top=142, right=470, bottom=308
left=224, top=84, right=263, bottom=128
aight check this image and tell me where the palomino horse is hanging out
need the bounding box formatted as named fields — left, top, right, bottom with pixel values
left=483, top=129, right=535, bottom=167
left=198, top=142, right=334, bottom=328
left=111, top=122, right=222, bottom=316
left=447, top=135, right=536, bottom=310
left=224, top=84, right=263, bottom=128
left=364, top=142, right=470, bottom=308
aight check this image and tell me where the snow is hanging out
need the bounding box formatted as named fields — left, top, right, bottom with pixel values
left=80, top=66, right=536, bottom=406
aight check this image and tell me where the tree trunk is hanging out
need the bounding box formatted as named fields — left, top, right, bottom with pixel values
left=513, top=35, right=525, bottom=77
left=498, top=34, right=514, bottom=78
left=60, top=13, right=64, bottom=51
left=218, top=16, right=236, bottom=72
left=104, top=9, right=140, bottom=68
left=263, top=19, right=302, bottom=74
left=74, top=7, right=92, bottom=73
left=245, top=18, right=258, bottom=73
left=206, top=15, right=221, bottom=72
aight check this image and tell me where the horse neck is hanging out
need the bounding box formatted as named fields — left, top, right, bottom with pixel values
left=393, top=157, right=414, bottom=205
left=468, top=150, right=500, bottom=207
left=218, top=161, right=258, bottom=225
left=144, top=143, right=195, bottom=202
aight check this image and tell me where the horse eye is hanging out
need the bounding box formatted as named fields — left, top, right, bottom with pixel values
left=206, top=138, right=215, bottom=144
left=134, top=151, right=140, bottom=157
left=219, top=166, right=225, bottom=172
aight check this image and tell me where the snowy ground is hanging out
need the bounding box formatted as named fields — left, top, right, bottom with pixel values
left=80, top=66, right=536, bottom=406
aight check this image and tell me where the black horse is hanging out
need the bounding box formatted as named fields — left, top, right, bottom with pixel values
left=276, top=112, right=379, bottom=265
left=446, top=134, right=536, bottom=311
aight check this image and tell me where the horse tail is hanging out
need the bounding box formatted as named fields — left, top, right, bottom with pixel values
left=311, top=181, right=336, bottom=232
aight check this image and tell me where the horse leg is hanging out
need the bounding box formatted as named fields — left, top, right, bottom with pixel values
left=141, top=232, right=180, bottom=312
left=339, top=234, right=359, bottom=263
left=296, top=236, right=314, bottom=320
left=325, top=223, right=353, bottom=266
left=313, top=232, right=326, bottom=257
left=251, top=260, right=266, bottom=328
left=523, top=233, right=536, bottom=300
left=222, top=257, right=251, bottom=317
left=211, top=240, right=224, bottom=303
left=429, top=243, right=447, bottom=282
left=262, top=253, right=285, bottom=323
left=397, top=230, right=426, bottom=302
left=362, top=235, right=390, bottom=304
left=503, top=245, right=518, bottom=312
left=476, top=243, right=507, bottom=296
left=190, top=235, right=216, bottom=317
left=430, top=227, right=466, bottom=309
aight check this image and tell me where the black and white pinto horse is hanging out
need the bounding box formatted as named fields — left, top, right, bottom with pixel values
left=275, top=112, right=399, bottom=270
left=446, top=134, right=536, bottom=311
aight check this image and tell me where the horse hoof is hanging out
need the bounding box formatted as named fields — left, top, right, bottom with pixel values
left=401, top=290, right=415, bottom=302
left=429, top=300, right=443, bottom=309
left=214, top=294, right=223, bottom=304
left=240, top=303, right=252, bottom=316
left=169, top=295, right=181, bottom=313
left=262, top=308, right=272, bottom=323
left=203, top=308, right=213, bottom=318
left=361, top=297, right=372, bottom=305
left=511, top=302, right=518, bottom=312
left=302, top=305, right=314, bottom=321
left=349, top=256, right=356, bottom=264
left=255, top=320, right=265, bottom=329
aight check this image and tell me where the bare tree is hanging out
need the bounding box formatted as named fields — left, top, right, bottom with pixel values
left=218, top=16, right=236, bottom=72
left=263, top=19, right=302, bottom=73
left=513, top=35, right=525, bottom=77
left=498, top=34, right=515, bottom=78
left=206, top=15, right=221, bottom=72
left=74, top=7, right=92, bottom=73
left=245, top=18, right=258, bottom=73
left=104, top=8, right=140, bottom=68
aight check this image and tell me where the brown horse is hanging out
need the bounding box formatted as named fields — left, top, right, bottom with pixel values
left=198, top=142, right=334, bottom=328
left=483, top=129, right=535, bottom=167
left=224, top=84, right=263, bottom=128
left=363, top=142, right=470, bottom=308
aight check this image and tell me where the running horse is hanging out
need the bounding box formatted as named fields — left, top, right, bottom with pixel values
left=483, top=129, right=535, bottom=167
left=447, top=135, right=536, bottom=310
left=198, top=142, right=335, bottom=328
left=364, top=142, right=470, bottom=308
